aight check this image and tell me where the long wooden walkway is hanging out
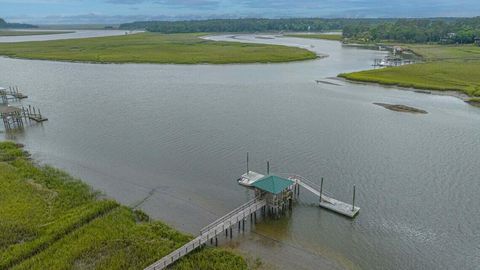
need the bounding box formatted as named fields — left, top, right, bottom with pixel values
left=144, top=197, right=266, bottom=270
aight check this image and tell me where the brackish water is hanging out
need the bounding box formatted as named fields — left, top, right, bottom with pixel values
left=1, top=33, right=480, bottom=270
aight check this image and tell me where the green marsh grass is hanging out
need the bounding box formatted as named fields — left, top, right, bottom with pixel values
left=339, top=44, right=480, bottom=97
left=0, top=31, right=73, bottom=36
left=0, top=141, right=247, bottom=270
left=0, top=32, right=316, bottom=64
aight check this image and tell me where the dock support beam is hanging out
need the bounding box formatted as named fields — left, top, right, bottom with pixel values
left=246, top=152, right=249, bottom=174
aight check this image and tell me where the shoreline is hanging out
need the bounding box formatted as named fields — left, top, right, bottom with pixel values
left=0, top=141, right=248, bottom=269
left=336, top=76, right=478, bottom=107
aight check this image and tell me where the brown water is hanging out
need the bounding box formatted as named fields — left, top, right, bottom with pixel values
left=1, top=33, right=479, bottom=270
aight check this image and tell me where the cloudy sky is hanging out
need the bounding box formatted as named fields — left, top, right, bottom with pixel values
left=2, top=0, right=479, bottom=24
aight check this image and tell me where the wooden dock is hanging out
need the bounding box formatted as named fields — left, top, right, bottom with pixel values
left=144, top=198, right=266, bottom=270
left=238, top=171, right=360, bottom=218
left=145, top=159, right=360, bottom=270
left=0, top=86, right=28, bottom=104
left=1, top=104, right=48, bottom=131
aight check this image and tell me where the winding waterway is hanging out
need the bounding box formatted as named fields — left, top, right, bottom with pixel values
left=1, top=33, right=479, bottom=270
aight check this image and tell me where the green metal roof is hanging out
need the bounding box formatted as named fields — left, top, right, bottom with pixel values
left=251, top=175, right=294, bottom=194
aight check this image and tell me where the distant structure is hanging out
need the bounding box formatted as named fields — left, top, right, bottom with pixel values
left=440, top=32, right=457, bottom=44
left=475, top=37, right=480, bottom=46
left=0, top=86, right=48, bottom=131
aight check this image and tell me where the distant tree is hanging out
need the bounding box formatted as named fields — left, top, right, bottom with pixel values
left=0, top=18, right=37, bottom=29
left=119, top=17, right=480, bottom=44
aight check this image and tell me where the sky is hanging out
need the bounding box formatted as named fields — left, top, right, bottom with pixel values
left=1, top=0, right=480, bottom=25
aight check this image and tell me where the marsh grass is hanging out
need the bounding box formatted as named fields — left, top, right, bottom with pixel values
left=0, top=141, right=247, bottom=270
left=0, top=31, right=73, bottom=36
left=0, top=32, right=316, bottom=64
left=339, top=44, right=480, bottom=97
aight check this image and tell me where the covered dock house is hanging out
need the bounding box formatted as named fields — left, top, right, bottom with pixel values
left=250, top=175, right=295, bottom=218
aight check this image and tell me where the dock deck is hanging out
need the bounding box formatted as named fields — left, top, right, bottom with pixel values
left=238, top=171, right=265, bottom=187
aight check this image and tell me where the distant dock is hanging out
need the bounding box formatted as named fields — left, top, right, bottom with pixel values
left=0, top=86, right=48, bottom=131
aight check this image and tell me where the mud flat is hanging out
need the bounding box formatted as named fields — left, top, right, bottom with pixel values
left=373, top=103, right=428, bottom=114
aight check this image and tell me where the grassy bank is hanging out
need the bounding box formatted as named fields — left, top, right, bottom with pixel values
left=0, top=141, right=247, bottom=270
left=339, top=44, right=480, bottom=99
left=0, top=32, right=316, bottom=64
left=0, top=30, right=73, bottom=36
left=284, top=33, right=343, bottom=41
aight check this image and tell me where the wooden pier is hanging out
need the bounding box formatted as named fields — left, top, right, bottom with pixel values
left=1, top=104, right=48, bottom=131
left=144, top=197, right=266, bottom=270
left=0, top=85, right=48, bottom=131
left=0, top=86, right=28, bottom=104
left=145, top=157, right=361, bottom=270
left=240, top=172, right=360, bottom=218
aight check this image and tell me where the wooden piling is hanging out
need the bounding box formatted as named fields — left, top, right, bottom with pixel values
left=320, top=177, right=323, bottom=203
left=352, top=185, right=356, bottom=211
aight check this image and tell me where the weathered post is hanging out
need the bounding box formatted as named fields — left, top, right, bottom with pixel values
left=267, top=161, right=270, bottom=175
left=352, top=185, right=356, bottom=211
left=320, top=177, right=324, bottom=203
left=246, top=152, right=249, bottom=174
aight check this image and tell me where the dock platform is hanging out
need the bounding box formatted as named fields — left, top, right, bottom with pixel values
left=288, top=174, right=359, bottom=218
left=238, top=171, right=264, bottom=187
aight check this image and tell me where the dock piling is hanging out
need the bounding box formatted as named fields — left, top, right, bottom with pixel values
left=320, top=177, right=323, bottom=203
left=352, top=185, right=356, bottom=211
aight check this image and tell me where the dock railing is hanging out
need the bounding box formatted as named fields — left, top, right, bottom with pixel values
left=200, top=196, right=263, bottom=235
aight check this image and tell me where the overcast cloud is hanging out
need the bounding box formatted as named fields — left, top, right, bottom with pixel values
left=1, top=0, right=478, bottom=24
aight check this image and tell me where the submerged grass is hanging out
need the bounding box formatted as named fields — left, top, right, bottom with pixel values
left=339, top=44, right=480, bottom=98
left=0, top=141, right=247, bottom=270
left=0, top=32, right=316, bottom=64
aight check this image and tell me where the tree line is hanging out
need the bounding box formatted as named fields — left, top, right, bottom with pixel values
left=120, top=17, right=480, bottom=44
left=119, top=18, right=390, bottom=33
left=343, top=17, right=480, bottom=44
left=0, top=18, right=37, bottom=29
